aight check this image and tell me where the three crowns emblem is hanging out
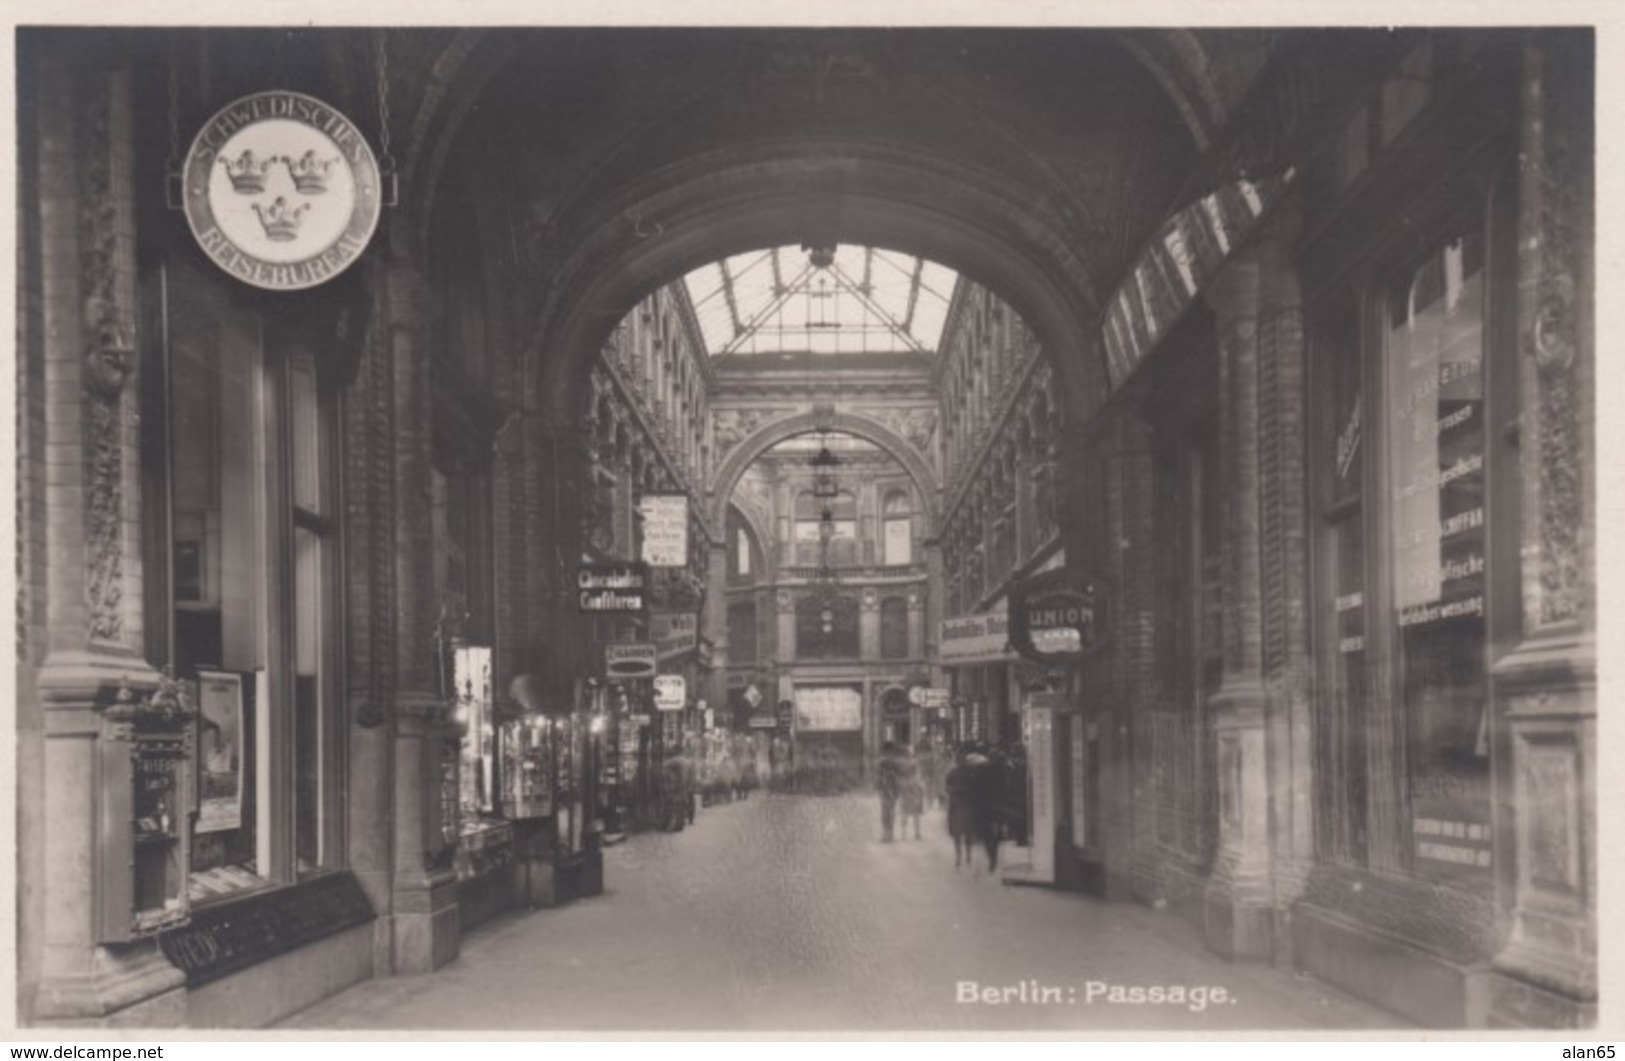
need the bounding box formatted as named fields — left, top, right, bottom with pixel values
left=219, top=147, right=338, bottom=241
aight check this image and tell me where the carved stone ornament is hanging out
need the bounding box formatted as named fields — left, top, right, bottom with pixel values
left=103, top=669, right=198, bottom=731
left=80, top=80, right=128, bottom=646
left=1530, top=289, right=1576, bottom=372
left=712, top=407, right=792, bottom=453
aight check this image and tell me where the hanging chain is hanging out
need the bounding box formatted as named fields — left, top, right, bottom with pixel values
left=272, top=29, right=288, bottom=89
left=165, top=32, right=184, bottom=209
left=374, top=30, right=398, bottom=207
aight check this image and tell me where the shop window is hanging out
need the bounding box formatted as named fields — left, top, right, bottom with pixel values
left=150, top=262, right=343, bottom=899
left=1311, top=294, right=1370, bottom=866
left=793, top=490, right=858, bottom=566
left=1386, top=229, right=1491, bottom=879
left=880, top=596, right=909, bottom=659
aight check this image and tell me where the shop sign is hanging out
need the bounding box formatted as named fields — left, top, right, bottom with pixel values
left=651, top=610, right=699, bottom=661
left=939, top=608, right=1017, bottom=665
left=920, top=688, right=950, bottom=708
left=638, top=493, right=689, bottom=568
left=749, top=713, right=778, bottom=730
left=653, top=675, right=687, bottom=711
left=743, top=683, right=763, bottom=708
left=1009, top=569, right=1108, bottom=664
left=182, top=92, right=383, bottom=291
left=604, top=642, right=657, bottom=679
left=578, top=562, right=649, bottom=613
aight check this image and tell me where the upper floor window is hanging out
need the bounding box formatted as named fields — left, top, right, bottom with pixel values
left=882, top=489, right=913, bottom=566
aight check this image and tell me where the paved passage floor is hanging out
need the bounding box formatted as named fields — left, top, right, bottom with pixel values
left=283, top=793, right=1404, bottom=1033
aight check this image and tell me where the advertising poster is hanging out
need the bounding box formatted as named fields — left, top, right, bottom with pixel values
left=195, top=670, right=244, bottom=834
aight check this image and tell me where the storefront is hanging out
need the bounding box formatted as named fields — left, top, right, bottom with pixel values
left=937, top=608, right=1019, bottom=746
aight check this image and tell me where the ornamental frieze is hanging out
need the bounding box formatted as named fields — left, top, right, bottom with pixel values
left=851, top=405, right=937, bottom=457
left=711, top=407, right=795, bottom=453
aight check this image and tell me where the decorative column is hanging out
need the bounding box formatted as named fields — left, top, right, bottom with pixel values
left=923, top=542, right=944, bottom=687
left=776, top=589, right=797, bottom=669
left=383, top=254, right=459, bottom=974
left=1253, top=204, right=1314, bottom=968
left=1201, top=243, right=1275, bottom=961
left=1487, top=34, right=1596, bottom=1029
left=345, top=257, right=397, bottom=973
left=906, top=587, right=925, bottom=662
left=859, top=586, right=881, bottom=660
left=706, top=541, right=730, bottom=708
left=29, top=52, right=185, bottom=1025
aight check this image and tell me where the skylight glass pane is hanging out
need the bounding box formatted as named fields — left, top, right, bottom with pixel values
left=680, top=244, right=959, bottom=358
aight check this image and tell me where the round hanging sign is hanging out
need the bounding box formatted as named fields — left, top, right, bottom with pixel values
left=183, top=91, right=382, bottom=291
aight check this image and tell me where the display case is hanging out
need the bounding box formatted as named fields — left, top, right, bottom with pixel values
left=502, top=718, right=554, bottom=819
left=96, top=674, right=195, bottom=944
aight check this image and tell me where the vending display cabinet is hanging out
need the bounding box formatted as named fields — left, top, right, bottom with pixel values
left=502, top=719, right=554, bottom=819
left=96, top=675, right=195, bottom=944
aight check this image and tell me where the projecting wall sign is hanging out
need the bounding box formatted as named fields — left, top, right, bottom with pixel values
left=1008, top=568, right=1109, bottom=665
left=183, top=91, right=383, bottom=291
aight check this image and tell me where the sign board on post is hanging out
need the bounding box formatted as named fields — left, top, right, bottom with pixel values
left=578, top=562, right=649, bottom=614
left=604, top=643, right=657, bottom=679
left=921, top=688, right=950, bottom=709
left=1009, top=569, right=1108, bottom=665
left=638, top=494, right=690, bottom=568
left=653, top=675, right=687, bottom=712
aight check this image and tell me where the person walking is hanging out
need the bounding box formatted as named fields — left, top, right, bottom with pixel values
left=916, top=739, right=941, bottom=811
left=876, top=742, right=903, bottom=842
left=945, top=746, right=973, bottom=867
left=966, top=746, right=1001, bottom=873
left=900, top=747, right=925, bottom=840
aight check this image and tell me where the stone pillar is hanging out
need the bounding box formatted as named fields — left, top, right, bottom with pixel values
left=345, top=258, right=397, bottom=971
left=706, top=542, right=730, bottom=707
left=1487, top=35, right=1596, bottom=1029
left=1252, top=205, right=1314, bottom=967
left=382, top=257, right=459, bottom=974
left=28, top=51, right=184, bottom=1026
left=1201, top=241, right=1277, bottom=961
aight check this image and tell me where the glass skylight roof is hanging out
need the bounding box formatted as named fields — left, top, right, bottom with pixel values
left=761, top=431, right=883, bottom=456
left=682, top=245, right=958, bottom=358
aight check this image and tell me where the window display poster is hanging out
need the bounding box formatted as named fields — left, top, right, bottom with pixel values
left=794, top=685, right=862, bottom=732
left=195, top=671, right=244, bottom=833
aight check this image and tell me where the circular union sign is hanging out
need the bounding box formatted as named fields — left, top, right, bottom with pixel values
left=183, top=91, right=382, bottom=291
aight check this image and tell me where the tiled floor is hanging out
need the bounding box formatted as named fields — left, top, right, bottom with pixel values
left=282, top=792, right=1404, bottom=1032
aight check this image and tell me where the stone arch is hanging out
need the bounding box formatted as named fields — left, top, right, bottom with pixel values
left=708, top=410, right=940, bottom=537
left=526, top=144, right=1107, bottom=434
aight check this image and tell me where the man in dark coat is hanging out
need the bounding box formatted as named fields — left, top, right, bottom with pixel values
left=965, top=746, right=1001, bottom=872
left=875, top=742, right=903, bottom=842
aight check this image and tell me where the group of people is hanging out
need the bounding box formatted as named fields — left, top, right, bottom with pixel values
left=875, top=740, right=1023, bottom=871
